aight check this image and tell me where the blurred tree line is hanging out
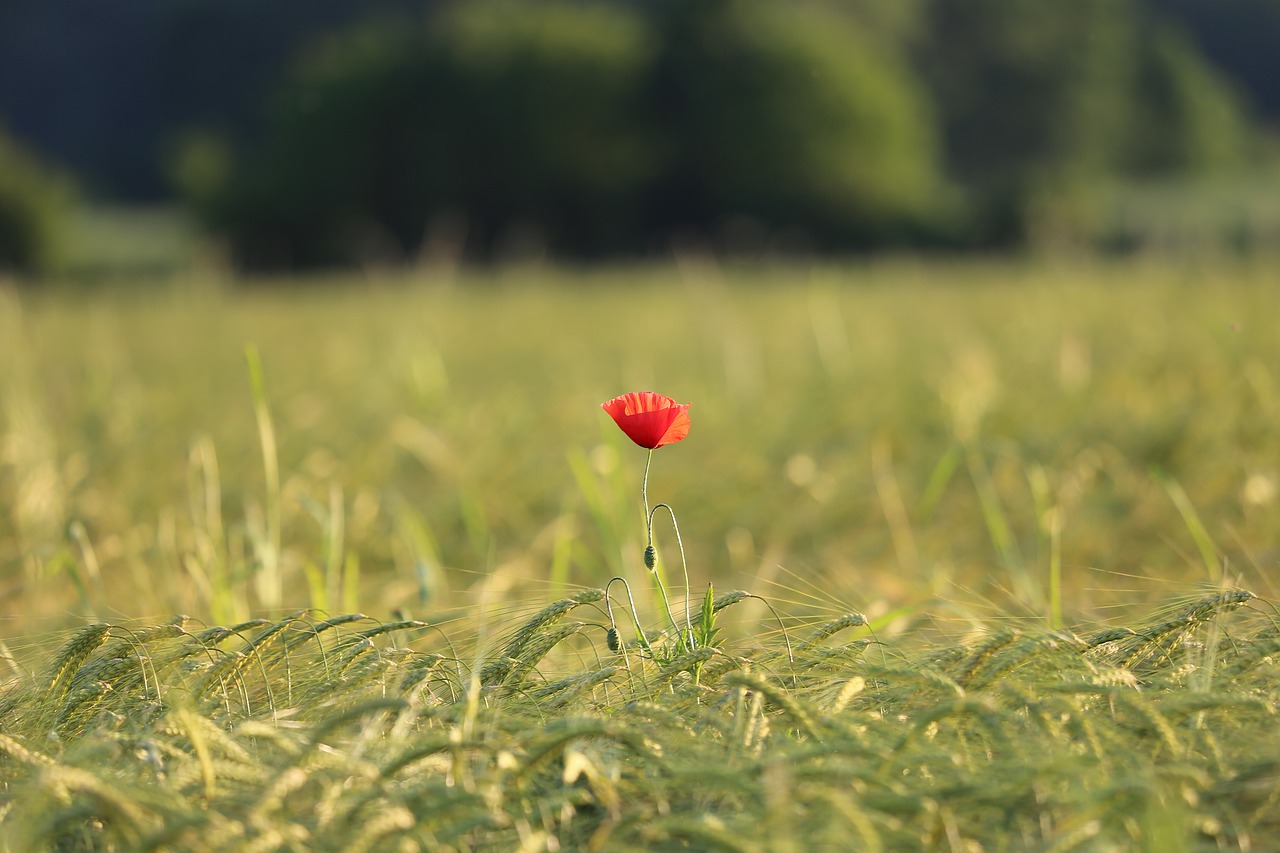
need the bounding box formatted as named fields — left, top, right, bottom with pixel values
left=1, top=0, right=1276, bottom=272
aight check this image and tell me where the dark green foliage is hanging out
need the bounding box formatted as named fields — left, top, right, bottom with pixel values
left=643, top=0, right=946, bottom=249
left=1150, top=0, right=1280, bottom=119
left=192, top=2, right=657, bottom=266
left=1123, top=24, right=1252, bottom=176
left=187, top=0, right=950, bottom=266
left=0, top=125, right=75, bottom=277
left=185, top=0, right=1267, bottom=267
left=0, top=0, right=431, bottom=200
left=916, top=0, right=1256, bottom=246
left=2, top=0, right=1272, bottom=205
left=438, top=2, right=660, bottom=252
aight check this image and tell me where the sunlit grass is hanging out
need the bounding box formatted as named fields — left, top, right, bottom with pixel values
left=0, top=586, right=1275, bottom=850
left=6, top=257, right=1278, bottom=629
left=1, top=256, right=1279, bottom=848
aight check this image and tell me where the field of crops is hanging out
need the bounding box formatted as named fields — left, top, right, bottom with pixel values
left=1, top=257, right=1278, bottom=849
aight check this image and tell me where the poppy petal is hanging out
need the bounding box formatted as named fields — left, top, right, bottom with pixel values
left=655, top=407, right=691, bottom=447
left=601, top=392, right=691, bottom=449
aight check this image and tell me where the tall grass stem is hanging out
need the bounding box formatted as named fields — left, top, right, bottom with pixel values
left=245, top=345, right=282, bottom=612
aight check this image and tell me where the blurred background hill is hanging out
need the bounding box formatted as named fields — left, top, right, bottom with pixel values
left=1, top=0, right=1278, bottom=274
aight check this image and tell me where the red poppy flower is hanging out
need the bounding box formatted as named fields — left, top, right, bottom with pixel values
left=601, top=391, right=691, bottom=449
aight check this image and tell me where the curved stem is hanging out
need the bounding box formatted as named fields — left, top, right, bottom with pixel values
left=743, top=593, right=795, bottom=665
left=650, top=503, right=693, bottom=646
left=651, top=572, right=687, bottom=653
left=639, top=450, right=688, bottom=653
left=605, top=576, right=653, bottom=659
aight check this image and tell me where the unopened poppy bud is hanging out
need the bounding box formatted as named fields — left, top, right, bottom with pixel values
left=643, top=544, right=656, bottom=570
left=606, top=627, right=621, bottom=652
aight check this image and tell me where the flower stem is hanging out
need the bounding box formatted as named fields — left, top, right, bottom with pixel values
left=651, top=570, right=687, bottom=653
left=651, top=504, right=693, bottom=647
left=642, top=448, right=653, bottom=543
left=639, top=448, right=688, bottom=653
left=604, top=576, right=654, bottom=660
